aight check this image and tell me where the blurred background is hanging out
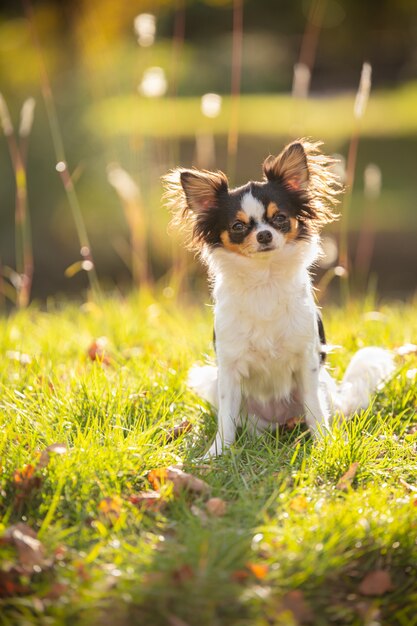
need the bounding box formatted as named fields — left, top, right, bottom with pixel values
left=0, top=0, right=416, bottom=306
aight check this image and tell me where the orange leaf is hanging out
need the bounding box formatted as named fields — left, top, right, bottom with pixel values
left=13, top=464, right=35, bottom=483
left=358, top=570, right=393, bottom=596
left=246, top=562, right=269, bottom=579
left=98, top=496, right=123, bottom=520
left=147, top=468, right=169, bottom=490
left=336, top=462, right=359, bottom=491
left=289, top=495, right=308, bottom=512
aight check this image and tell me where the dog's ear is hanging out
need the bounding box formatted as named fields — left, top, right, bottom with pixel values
left=179, top=169, right=228, bottom=213
left=162, top=168, right=229, bottom=250
left=262, top=141, right=309, bottom=192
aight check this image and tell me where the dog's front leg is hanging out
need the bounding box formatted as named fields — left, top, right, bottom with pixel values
left=298, top=352, right=330, bottom=437
left=205, top=364, right=241, bottom=457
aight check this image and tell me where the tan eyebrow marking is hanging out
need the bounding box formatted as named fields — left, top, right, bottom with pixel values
left=285, top=217, right=299, bottom=242
left=235, top=210, right=250, bottom=224
left=266, top=202, right=280, bottom=219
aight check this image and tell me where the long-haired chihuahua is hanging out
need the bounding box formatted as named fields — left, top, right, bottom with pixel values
left=163, top=139, right=393, bottom=457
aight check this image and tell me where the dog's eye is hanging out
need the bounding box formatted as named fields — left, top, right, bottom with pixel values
left=272, top=213, right=287, bottom=224
left=231, top=221, right=246, bottom=232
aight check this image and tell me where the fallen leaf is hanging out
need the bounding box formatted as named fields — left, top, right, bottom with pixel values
left=98, top=496, right=123, bottom=521
left=148, top=467, right=210, bottom=496
left=279, top=590, right=314, bottom=624
left=289, top=495, right=308, bottom=512
left=37, top=443, right=67, bottom=470
left=0, top=524, right=46, bottom=573
left=165, top=420, right=193, bottom=442
left=13, top=464, right=36, bottom=483
left=128, top=491, right=166, bottom=512
left=87, top=337, right=110, bottom=365
left=206, top=497, right=227, bottom=516
left=358, top=569, right=393, bottom=596
left=336, top=462, right=359, bottom=491
left=246, top=562, right=269, bottom=579
left=13, top=464, right=42, bottom=503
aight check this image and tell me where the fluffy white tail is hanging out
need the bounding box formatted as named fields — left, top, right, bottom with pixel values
left=334, top=347, right=395, bottom=415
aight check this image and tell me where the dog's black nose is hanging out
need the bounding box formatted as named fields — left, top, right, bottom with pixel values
left=256, top=230, right=273, bottom=244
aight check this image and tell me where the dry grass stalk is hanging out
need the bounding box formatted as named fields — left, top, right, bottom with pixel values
left=0, top=94, right=34, bottom=308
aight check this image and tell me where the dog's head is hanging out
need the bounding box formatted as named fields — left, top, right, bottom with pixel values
left=163, top=140, right=341, bottom=258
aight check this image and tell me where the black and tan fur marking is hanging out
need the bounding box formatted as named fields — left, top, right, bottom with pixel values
left=162, top=139, right=341, bottom=254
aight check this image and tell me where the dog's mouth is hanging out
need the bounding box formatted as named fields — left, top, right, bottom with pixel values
left=257, top=245, right=275, bottom=253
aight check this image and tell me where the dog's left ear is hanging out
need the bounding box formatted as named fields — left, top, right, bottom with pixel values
left=262, top=141, right=309, bottom=192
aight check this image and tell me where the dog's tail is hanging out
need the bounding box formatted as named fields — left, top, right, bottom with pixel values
left=188, top=364, right=218, bottom=408
left=334, top=347, right=395, bottom=415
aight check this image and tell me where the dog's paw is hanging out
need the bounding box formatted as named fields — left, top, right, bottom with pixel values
left=202, top=434, right=233, bottom=459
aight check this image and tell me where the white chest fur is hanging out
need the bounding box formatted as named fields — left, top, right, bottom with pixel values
left=208, top=242, right=320, bottom=405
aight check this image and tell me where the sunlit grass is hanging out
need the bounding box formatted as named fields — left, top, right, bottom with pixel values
left=0, top=291, right=417, bottom=625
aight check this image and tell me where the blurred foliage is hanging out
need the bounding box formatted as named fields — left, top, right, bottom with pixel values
left=0, top=0, right=416, bottom=300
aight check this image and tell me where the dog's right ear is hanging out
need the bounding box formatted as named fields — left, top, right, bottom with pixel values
left=163, top=168, right=228, bottom=215
left=163, top=168, right=228, bottom=249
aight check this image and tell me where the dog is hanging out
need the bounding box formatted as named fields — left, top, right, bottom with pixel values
left=163, top=139, right=394, bottom=457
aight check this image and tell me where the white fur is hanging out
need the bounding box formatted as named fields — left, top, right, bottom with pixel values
left=241, top=192, right=265, bottom=222
left=192, top=237, right=394, bottom=457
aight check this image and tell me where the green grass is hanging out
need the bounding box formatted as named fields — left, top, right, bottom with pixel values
left=1, top=291, right=417, bottom=625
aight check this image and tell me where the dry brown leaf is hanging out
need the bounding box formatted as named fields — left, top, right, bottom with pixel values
left=87, top=338, right=111, bottom=365
left=206, top=497, right=227, bottom=516
left=148, top=467, right=210, bottom=496
left=37, top=443, right=67, bottom=470
left=165, top=420, right=193, bottom=442
left=279, top=590, right=314, bottom=624
left=0, top=524, right=46, bottom=573
left=129, top=491, right=166, bottom=512
left=336, top=462, right=359, bottom=491
left=358, top=569, right=393, bottom=596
